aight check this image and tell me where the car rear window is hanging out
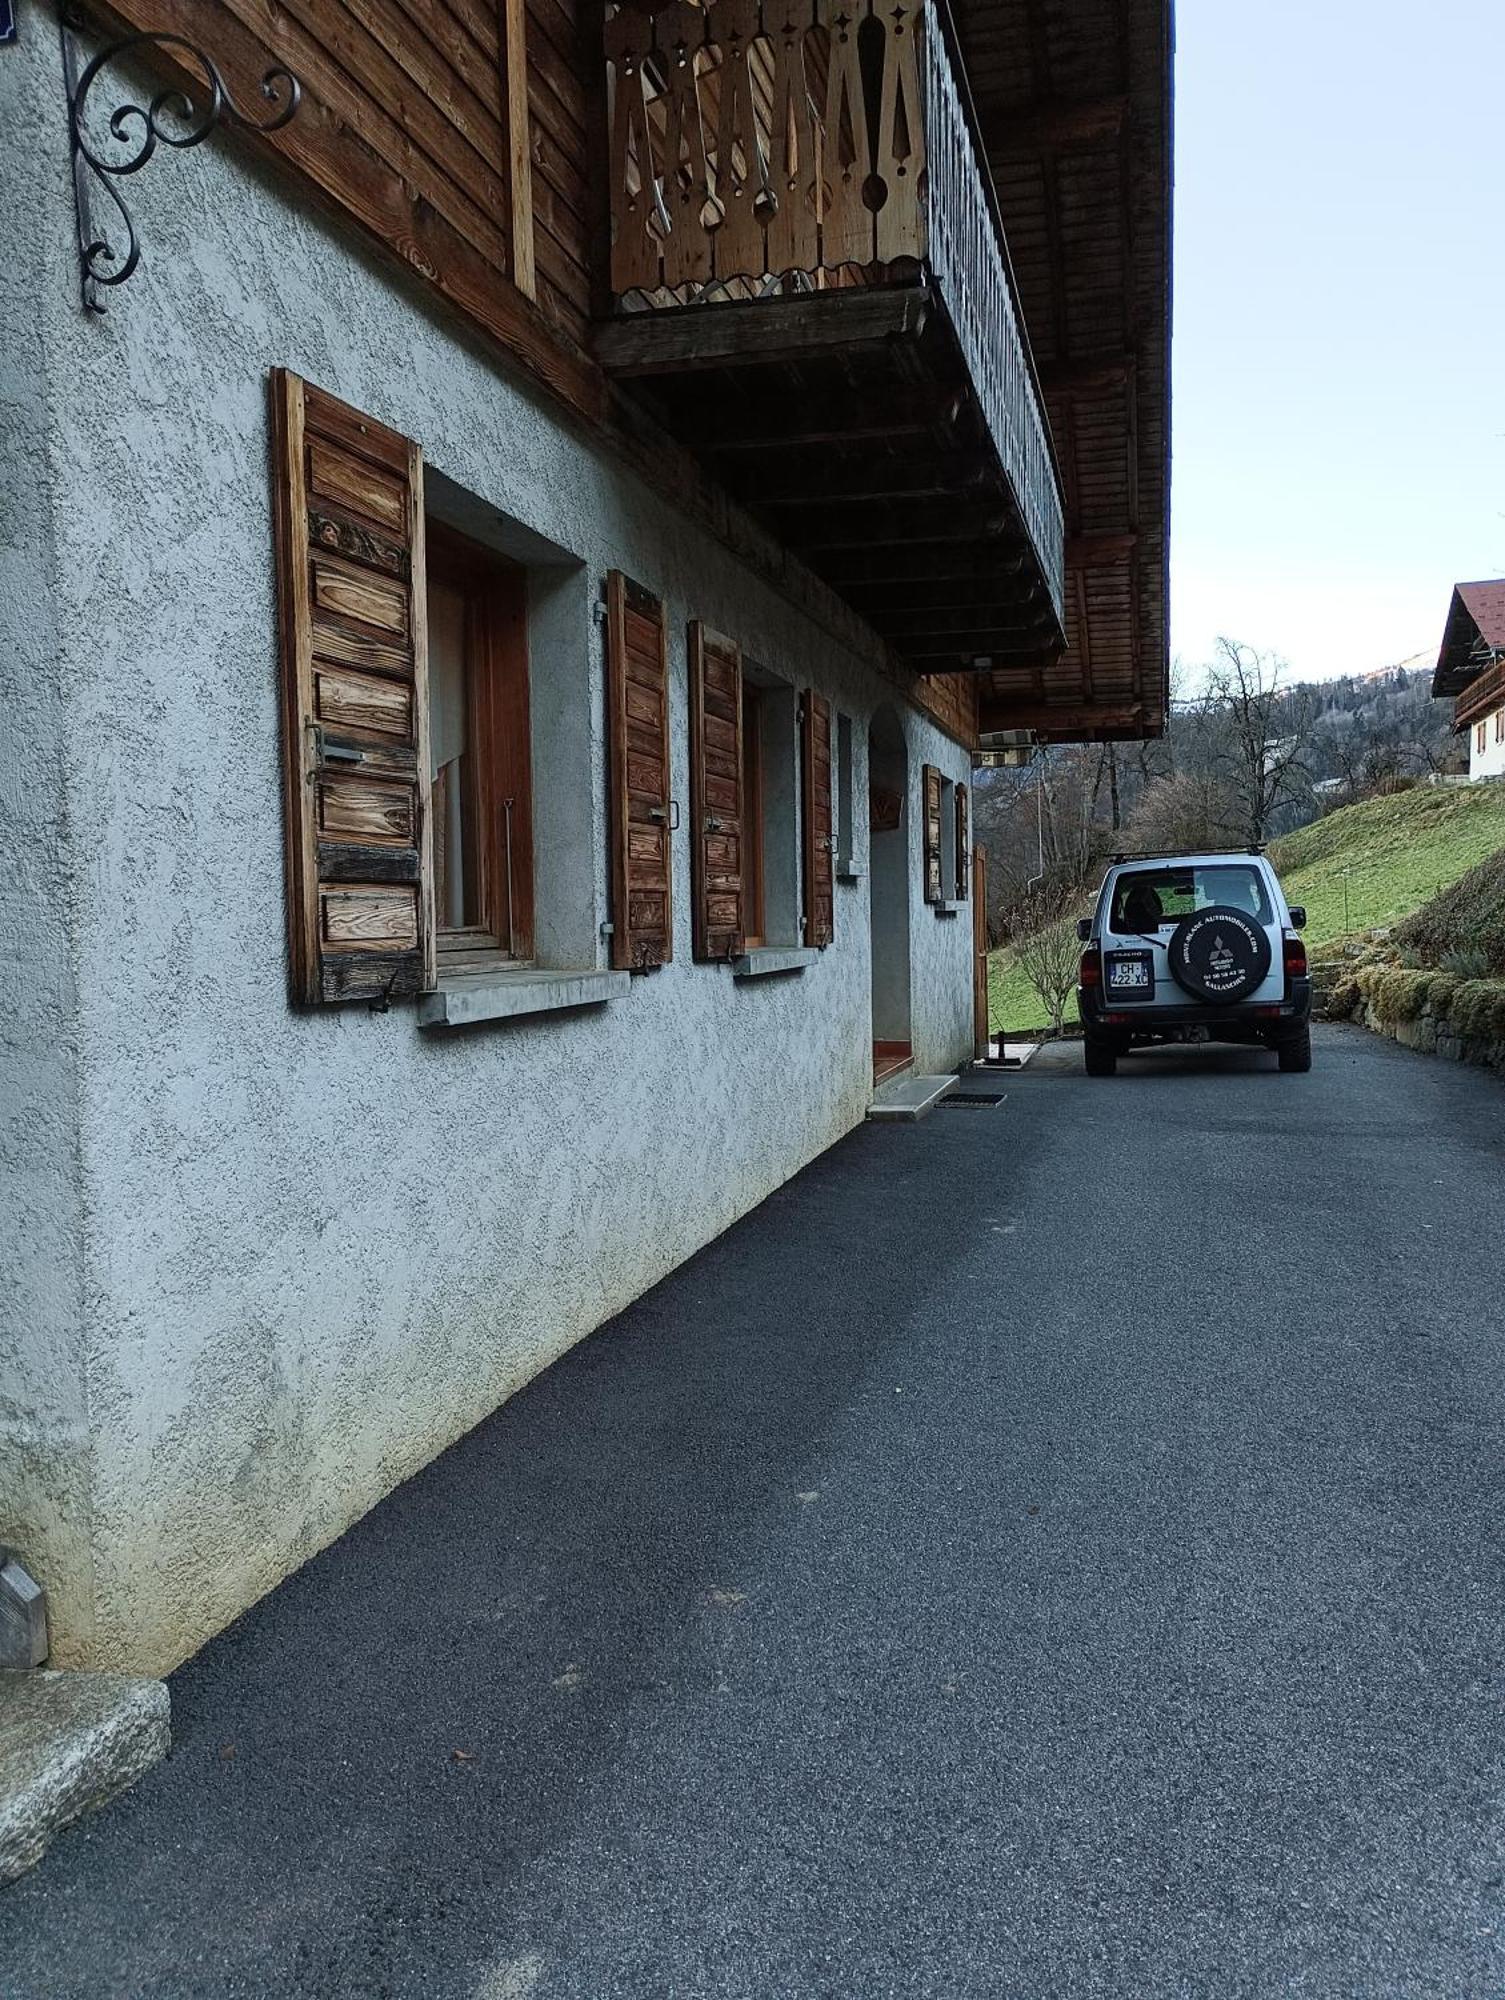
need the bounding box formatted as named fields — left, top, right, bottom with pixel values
left=1108, top=864, right=1273, bottom=935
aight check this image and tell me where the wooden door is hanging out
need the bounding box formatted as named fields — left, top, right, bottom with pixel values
left=972, top=845, right=990, bottom=1059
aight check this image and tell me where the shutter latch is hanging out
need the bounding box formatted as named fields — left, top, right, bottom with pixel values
left=648, top=801, right=681, bottom=830
left=309, top=723, right=364, bottom=768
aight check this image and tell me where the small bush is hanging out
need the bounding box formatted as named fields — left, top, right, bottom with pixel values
left=1441, top=945, right=1492, bottom=981
left=1393, top=847, right=1505, bottom=975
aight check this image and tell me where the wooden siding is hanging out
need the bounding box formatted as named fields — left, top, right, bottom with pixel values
left=96, top=0, right=602, bottom=421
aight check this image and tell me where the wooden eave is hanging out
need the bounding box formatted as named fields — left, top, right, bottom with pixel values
left=955, top=0, right=1174, bottom=745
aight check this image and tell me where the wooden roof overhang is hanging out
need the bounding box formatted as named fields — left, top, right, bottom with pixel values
left=954, top=0, right=1174, bottom=744
left=1432, top=580, right=1505, bottom=705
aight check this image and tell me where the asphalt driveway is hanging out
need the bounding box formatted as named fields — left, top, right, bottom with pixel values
left=5, top=1024, right=1505, bottom=1998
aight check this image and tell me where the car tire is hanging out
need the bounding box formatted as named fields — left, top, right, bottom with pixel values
left=1276, top=1025, right=1312, bottom=1073
left=1084, top=1038, right=1118, bottom=1077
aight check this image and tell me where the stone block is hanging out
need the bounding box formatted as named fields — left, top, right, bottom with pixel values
left=0, top=1671, right=170, bottom=1884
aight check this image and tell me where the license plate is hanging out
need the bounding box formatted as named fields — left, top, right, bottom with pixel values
left=1106, top=951, right=1154, bottom=995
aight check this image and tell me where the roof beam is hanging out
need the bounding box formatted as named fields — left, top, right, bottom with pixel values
left=1041, top=356, right=1136, bottom=399
left=594, top=287, right=930, bottom=376
left=1066, top=532, right=1139, bottom=569
left=984, top=95, right=1128, bottom=159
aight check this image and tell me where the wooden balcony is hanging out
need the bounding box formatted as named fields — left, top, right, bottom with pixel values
left=595, top=0, right=1066, bottom=677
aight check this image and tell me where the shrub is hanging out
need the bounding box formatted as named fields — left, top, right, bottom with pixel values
left=1393, top=848, right=1505, bottom=975
left=1011, top=890, right=1084, bottom=1038
left=1441, top=945, right=1492, bottom=981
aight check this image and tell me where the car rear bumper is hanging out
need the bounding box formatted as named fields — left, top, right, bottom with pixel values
left=1079, top=978, right=1312, bottom=1038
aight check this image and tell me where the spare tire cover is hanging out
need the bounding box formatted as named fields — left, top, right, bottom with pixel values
left=1168, top=904, right=1272, bottom=1003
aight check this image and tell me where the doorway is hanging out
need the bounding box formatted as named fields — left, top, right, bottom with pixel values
left=868, top=706, right=912, bottom=1081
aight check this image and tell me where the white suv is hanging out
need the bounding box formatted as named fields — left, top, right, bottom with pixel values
left=1075, top=850, right=1312, bottom=1076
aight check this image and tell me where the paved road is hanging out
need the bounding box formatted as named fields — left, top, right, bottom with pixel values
left=6, top=1025, right=1505, bottom=1998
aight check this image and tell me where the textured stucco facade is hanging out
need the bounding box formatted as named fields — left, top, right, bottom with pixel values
left=0, top=27, right=978, bottom=1673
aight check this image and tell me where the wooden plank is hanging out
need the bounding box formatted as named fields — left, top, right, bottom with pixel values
left=504, top=0, right=538, bottom=300
left=593, top=287, right=931, bottom=376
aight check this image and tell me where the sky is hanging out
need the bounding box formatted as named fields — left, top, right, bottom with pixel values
left=1171, top=1, right=1505, bottom=686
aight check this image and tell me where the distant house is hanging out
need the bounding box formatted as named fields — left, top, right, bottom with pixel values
left=1432, top=581, right=1505, bottom=779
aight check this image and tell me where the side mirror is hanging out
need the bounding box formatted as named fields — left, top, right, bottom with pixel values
left=1288, top=906, right=1306, bottom=929
left=1075, top=917, right=1092, bottom=942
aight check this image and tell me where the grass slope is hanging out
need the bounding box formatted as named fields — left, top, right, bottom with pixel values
left=988, top=783, right=1505, bottom=1034
left=1268, top=784, right=1505, bottom=954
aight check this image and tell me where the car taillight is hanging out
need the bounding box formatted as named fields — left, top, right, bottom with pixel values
left=1079, top=945, right=1102, bottom=990
left=1284, top=933, right=1307, bottom=979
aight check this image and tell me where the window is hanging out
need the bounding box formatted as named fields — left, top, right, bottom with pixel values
left=425, top=524, right=533, bottom=969
left=743, top=667, right=801, bottom=948
left=1478, top=721, right=1488, bottom=754
left=1110, top=864, right=1272, bottom=935
left=1495, top=711, right=1504, bottom=745
left=273, top=371, right=597, bottom=1014
left=938, top=774, right=956, bottom=902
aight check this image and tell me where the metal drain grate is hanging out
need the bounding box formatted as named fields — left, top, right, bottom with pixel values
left=940, top=1092, right=1007, bottom=1108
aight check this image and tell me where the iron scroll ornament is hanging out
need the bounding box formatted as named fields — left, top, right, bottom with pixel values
left=61, top=5, right=300, bottom=312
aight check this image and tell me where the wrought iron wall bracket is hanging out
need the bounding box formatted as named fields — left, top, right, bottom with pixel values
left=60, top=4, right=300, bottom=313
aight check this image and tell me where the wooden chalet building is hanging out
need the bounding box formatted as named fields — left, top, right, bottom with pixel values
left=2, top=0, right=1173, bottom=1670
left=1432, top=581, right=1505, bottom=781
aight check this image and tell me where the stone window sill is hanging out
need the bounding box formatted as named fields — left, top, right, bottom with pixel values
left=836, top=862, right=865, bottom=884
left=933, top=899, right=964, bottom=919
left=731, top=946, right=819, bottom=979
left=417, top=966, right=629, bottom=1029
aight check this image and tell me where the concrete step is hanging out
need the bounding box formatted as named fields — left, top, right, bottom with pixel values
left=1, top=1670, right=170, bottom=1885
left=868, top=1072, right=959, bottom=1121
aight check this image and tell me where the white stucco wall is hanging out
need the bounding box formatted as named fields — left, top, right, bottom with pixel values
left=1468, top=710, right=1505, bottom=781
left=1, top=28, right=978, bottom=1671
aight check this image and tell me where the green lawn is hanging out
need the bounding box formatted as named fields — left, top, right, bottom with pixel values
left=986, top=784, right=1505, bottom=1035
left=1268, top=784, right=1505, bottom=953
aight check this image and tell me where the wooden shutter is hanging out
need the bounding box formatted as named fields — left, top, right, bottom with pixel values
left=605, top=571, right=673, bottom=969
left=923, top=763, right=944, bottom=904
left=271, top=370, right=434, bottom=1005
left=689, top=623, right=745, bottom=961
left=802, top=691, right=834, bottom=948
left=955, top=781, right=969, bottom=900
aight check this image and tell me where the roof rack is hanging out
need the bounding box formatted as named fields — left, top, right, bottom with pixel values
left=1106, top=846, right=1265, bottom=864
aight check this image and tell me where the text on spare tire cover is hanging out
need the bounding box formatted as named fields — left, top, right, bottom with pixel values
left=1172, top=907, right=1268, bottom=1002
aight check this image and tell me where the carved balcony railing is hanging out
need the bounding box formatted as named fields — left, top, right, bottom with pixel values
left=603, top=0, right=1066, bottom=636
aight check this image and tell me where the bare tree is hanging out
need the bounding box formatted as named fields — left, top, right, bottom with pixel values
left=1201, top=638, right=1317, bottom=844
left=1012, top=888, right=1083, bottom=1038
left=1122, top=770, right=1241, bottom=853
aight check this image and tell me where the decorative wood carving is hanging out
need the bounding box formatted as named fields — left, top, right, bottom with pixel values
left=606, top=0, right=927, bottom=298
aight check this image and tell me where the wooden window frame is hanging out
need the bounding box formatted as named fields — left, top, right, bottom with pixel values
left=741, top=681, right=767, bottom=948
left=425, top=521, right=535, bottom=968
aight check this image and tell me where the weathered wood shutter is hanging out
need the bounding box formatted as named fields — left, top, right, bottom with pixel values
left=955, top=782, right=969, bottom=900
left=923, top=763, right=944, bottom=904
left=689, top=623, right=745, bottom=961
left=271, top=370, right=434, bottom=1005
left=802, top=690, right=834, bottom=948
left=605, top=571, right=673, bottom=969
